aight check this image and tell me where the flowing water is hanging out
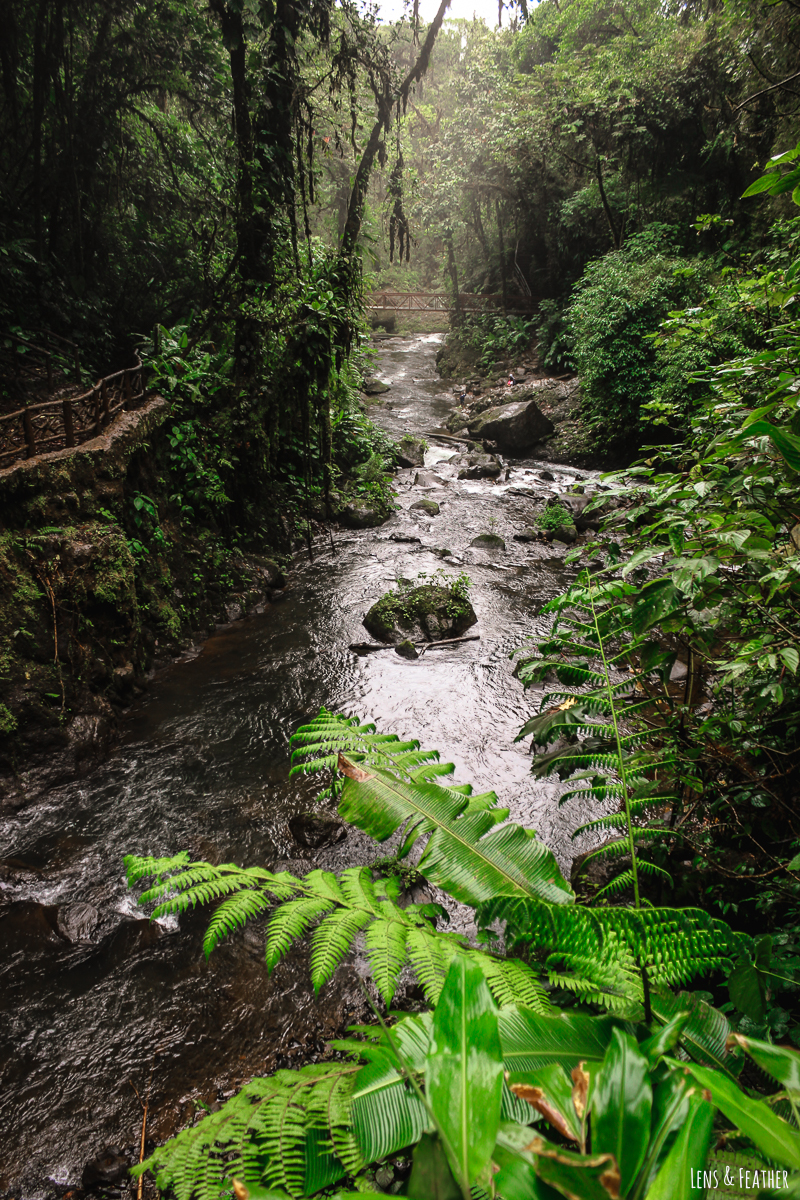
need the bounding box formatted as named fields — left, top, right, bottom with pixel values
left=0, top=333, right=597, bottom=1197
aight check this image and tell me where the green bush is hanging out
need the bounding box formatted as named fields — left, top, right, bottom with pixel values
left=568, top=226, right=705, bottom=445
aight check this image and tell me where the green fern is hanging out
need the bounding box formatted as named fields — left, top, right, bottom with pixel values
left=125, top=856, right=552, bottom=1012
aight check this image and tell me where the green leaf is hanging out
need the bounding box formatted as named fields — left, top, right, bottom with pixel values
left=644, top=1091, right=714, bottom=1200
left=500, top=1008, right=619, bottom=1073
left=592, top=1029, right=652, bottom=1197
left=731, top=1033, right=800, bottom=1095
left=743, top=173, right=787, bottom=198
left=407, top=1133, right=463, bottom=1200
left=780, top=647, right=799, bottom=674
left=427, top=955, right=504, bottom=1188
left=729, top=961, right=768, bottom=1023
left=337, top=756, right=574, bottom=907
left=638, top=1011, right=691, bottom=1068
left=669, top=1059, right=800, bottom=1169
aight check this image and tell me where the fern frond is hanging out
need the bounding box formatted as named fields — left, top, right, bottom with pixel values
left=364, top=918, right=409, bottom=1006
left=265, top=896, right=336, bottom=970
left=310, top=908, right=374, bottom=991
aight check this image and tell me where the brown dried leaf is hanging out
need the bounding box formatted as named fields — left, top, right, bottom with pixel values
left=337, top=753, right=371, bottom=782
left=511, top=1083, right=578, bottom=1142
left=571, top=1061, right=589, bottom=1120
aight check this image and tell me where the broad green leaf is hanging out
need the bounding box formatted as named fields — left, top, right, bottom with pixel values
left=780, top=647, right=800, bottom=674
left=407, top=1133, right=462, bottom=1200
left=491, top=1145, right=567, bottom=1200
left=731, top=1034, right=800, bottom=1095
left=669, top=1059, right=800, bottom=1169
left=515, top=1136, right=622, bottom=1200
left=729, top=960, right=768, bottom=1023
left=427, top=955, right=504, bottom=1188
left=337, top=756, right=574, bottom=906
left=592, top=1029, right=652, bottom=1197
left=500, top=1007, right=619, bottom=1073
left=644, top=1092, right=714, bottom=1200
left=510, top=1064, right=581, bottom=1142
left=652, top=990, right=737, bottom=1080
left=636, top=1072, right=693, bottom=1198
left=638, top=1011, right=691, bottom=1067
left=351, top=1058, right=427, bottom=1164
left=743, top=173, right=787, bottom=198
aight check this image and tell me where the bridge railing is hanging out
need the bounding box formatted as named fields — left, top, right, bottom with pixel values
left=367, top=291, right=535, bottom=313
left=0, top=354, right=147, bottom=470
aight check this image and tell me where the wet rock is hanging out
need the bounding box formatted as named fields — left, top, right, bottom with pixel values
left=389, top=533, right=421, bottom=544
left=409, top=498, right=440, bottom=516
left=467, top=394, right=555, bottom=453
left=338, top=504, right=389, bottom=529
left=470, top=533, right=506, bottom=550
left=538, top=470, right=555, bottom=481
left=395, top=639, right=419, bottom=660
left=550, top=524, right=578, bottom=545
left=99, top=918, right=163, bottom=966
left=397, top=435, right=427, bottom=468
left=364, top=583, right=477, bottom=644
left=453, top=452, right=502, bottom=480
left=0, top=901, right=62, bottom=954
left=362, top=378, right=390, bottom=395
left=57, top=902, right=100, bottom=943
left=413, top=469, right=447, bottom=488
left=82, top=1145, right=130, bottom=1189
left=513, top=528, right=540, bottom=543
left=289, top=812, right=347, bottom=849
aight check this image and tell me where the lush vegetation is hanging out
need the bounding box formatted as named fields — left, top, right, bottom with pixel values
left=6, top=0, right=800, bottom=1191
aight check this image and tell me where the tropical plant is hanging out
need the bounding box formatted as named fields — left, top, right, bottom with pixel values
left=128, top=710, right=750, bottom=1033
left=132, top=953, right=800, bottom=1200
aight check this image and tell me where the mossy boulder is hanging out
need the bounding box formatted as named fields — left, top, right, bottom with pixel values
left=339, top=503, right=390, bottom=529
left=364, top=582, right=477, bottom=644
left=467, top=394, right=555, bottom=453
left=409, top=498, right=440, bottom=516
left=470, top=533, right=506, bottom=550
left=397, top=435, right=427, bottom=468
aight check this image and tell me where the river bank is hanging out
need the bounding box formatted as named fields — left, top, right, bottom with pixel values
left=1, top=331, right=610, bottom=1198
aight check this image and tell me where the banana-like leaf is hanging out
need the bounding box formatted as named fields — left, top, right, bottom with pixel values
left=500, top=1007, right=620, bottom=1073
left=644, top=1092, right=714, bottom=1200
left=592, top=1029, right=652, bottom=1198
left=731, top=1033, right=800, bottom=1094
left=427, top=956, right=504, bottom=1189
left=350, top=1058, right=427, bottom=1164
left=337, top=754, right=574, bottom=907
left=667, top=1059, right=800, bottom=1170
left=652, top=990, right=738, bottom=1080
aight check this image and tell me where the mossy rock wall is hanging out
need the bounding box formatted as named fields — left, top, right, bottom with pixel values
left=0, top=400, right=287, bottom=809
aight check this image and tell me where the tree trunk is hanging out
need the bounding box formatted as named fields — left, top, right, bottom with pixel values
left=495, top=197, right=508, bottom=313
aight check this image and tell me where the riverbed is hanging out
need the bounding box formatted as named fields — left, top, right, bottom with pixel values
left=0, top=332, right=597, bottom=1197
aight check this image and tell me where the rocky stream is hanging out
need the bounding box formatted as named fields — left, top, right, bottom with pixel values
left=0, top=332, right=605, bottom=1198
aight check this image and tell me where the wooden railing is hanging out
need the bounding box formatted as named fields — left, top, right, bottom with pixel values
left=0, top=355, right=147, bottom=470
left=367, top=291, right=536, bottom=314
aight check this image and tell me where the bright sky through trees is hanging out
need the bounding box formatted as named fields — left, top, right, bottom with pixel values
left=374, top=0, right=503, bottom=27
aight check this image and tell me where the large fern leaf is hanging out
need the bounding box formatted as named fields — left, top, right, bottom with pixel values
left=336, top=754, right=573, bottom=906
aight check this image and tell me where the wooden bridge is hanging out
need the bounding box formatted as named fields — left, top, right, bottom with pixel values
left=0, top=351, right=147, bottom=470
left=367, top=291, right=535, bottom=315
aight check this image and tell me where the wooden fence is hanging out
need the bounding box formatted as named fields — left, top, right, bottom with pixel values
left=0, top=355, right=146, bottom=470
left=367, top=291, right=536, bottom=314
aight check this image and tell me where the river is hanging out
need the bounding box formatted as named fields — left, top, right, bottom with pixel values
left=0, top=332, right=597, bottom=1197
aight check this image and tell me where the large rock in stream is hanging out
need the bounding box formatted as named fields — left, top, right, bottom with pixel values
left=467, top=393, right=555, bottom=453
left=364, top=582, right=477, bottom=644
